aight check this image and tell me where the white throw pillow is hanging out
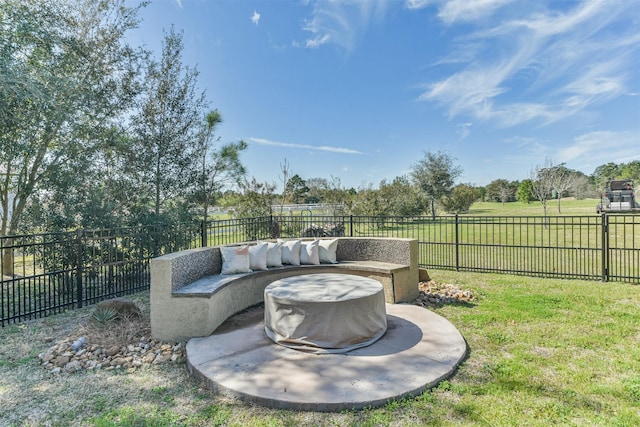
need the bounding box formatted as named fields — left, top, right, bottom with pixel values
left=261, top=241, right=283, bottom=267
left=300, top=240, right=320, bottom=265
left=220, top=245, right=251, bottom=274
left=318, top=238, right=338, bottom=264
left=278, top=239, right=301, bottom=266
left=249, top=242, right=268, bottom=271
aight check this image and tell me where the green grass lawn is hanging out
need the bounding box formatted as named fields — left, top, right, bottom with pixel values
left=1, top=270, right=638, bottom=426
left=424, top=270, right=639, bottom=426
left=467, top=198, right=602, bottom=216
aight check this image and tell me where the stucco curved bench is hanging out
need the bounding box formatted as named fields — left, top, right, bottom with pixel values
left=150, top=237, right=419, bottom=342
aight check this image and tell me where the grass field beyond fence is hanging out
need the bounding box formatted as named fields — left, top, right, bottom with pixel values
left=0, top=270, right=638, bottom=426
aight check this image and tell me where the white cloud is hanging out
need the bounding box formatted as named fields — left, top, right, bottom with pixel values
left=420, top=50, right=527, bottom=120
left=305, top=34, right=330, bottom=48
left=251, top=10, right=261, bottom=25
left=417, top=0, right=639, bottom=127
left=506, top=0, right=610, bottom=37
left=457, top=122, right=472, bottom=140
left=501, top=131, right=640, bottom=176
left=557, top=131, right=640, bottom=166
left=405, top=0, right=434, bottom=10
left=490, top=103, right=554, bottom=128
left=438, top=0, right=512, bottom=24
left=174, top=0, right=183, bottom=9
left=249, top=137, right=363, bottom=154
left=404, top=0, right=510, bottom=23
left=301, top=0, right=387, bottom=51
left=561, top=61, right=625, bottom=108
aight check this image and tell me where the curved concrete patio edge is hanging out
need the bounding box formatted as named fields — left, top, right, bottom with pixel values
left=186, top=303, right=467, bottom=412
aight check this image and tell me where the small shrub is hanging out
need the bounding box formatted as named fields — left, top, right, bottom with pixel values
left=91, top=307, right=118, bottom=325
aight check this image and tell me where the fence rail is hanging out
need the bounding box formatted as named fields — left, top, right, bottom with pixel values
left=2, top=214, right=639, bottom=326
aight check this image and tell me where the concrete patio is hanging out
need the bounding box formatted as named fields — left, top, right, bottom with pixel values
left=186, top=303, right=467, bottom=411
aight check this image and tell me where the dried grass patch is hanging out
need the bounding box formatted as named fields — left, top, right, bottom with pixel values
left=79, top=311, right=152, bottom=351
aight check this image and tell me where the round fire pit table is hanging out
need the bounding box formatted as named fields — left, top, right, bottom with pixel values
left=264, top=273, right=387, bottom=353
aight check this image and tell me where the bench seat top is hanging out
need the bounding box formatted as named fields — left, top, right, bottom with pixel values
left=172, top=261, right=409, bottom=298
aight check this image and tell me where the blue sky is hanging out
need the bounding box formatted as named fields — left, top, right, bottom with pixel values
left=127, top=0, right=640, bottom=191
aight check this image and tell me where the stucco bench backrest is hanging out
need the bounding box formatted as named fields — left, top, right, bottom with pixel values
left=156, top=247, right=220, bottom=293
left=158, top=237, right=416, bottom=293
left=335, top=238, right=413, bottom=265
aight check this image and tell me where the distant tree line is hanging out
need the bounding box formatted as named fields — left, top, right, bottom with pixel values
left=229, top=156, right=639, bottom=221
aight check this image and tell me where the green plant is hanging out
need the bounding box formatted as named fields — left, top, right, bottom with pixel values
left=91, top=307, right=118, bottom=325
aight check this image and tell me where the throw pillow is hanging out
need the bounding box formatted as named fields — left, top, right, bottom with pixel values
left=260, top=240, right=283, bottom=267
left=220, top=245, right=251, bottom=274
left=318, top=238, right=339, bottom=264
left=249, top=242, right=268, bottom=271
left=300, top=239, right=320, bottom=265
left=278, top=239, right=301, bottom=265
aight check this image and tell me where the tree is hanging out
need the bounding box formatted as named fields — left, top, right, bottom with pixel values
left=592, top=162, right=621, bottom=190
left=378, top=176, right=426, bottom=217
left=285, top=175, right=310, bottom=204
left=567, top=172, right=592, bottom=200
left=0, top=0, right=144, bottom=234
left=548, top=163, right=572, bottom=213
left=325, top=176, right=349, bottom=206
left=516, top=179, right=535, bottom=203
left=441, top=184, right=481, bottom=214
left=229, top=178, right=275, bottom=219
left=530, top=158, right=556, bottom=219
left=130, top=27, right=206, bottom=220
left=19, top=128, right=137, bottom=231
left=303, top=176, right=355, bottom=207
left=192, top=110, right=247, bottom=223
left=229, top=178, right=276, bottom=239
left=276, top=158, right=291, bottom=215
left=350, top=184, right=391, bottom=226
left=619, top=161, right=640, bottom=182
left=410, top=151, right=462, bottom=219
left=0, top=0, right=145, bottom=274
left=305, top=177, right=328, bottom=204
left=485, top=179, right=517, bottom=204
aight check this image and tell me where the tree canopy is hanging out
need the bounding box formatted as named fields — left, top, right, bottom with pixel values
left=1, top=0, right=145, bottom=236
left=1, top=2, right=247, bottom=239
left=410, top=151, right=462, bottom=219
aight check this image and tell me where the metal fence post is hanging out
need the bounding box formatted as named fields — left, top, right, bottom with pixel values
left=76, top=229, right=84, bottom=308
left=200, top=220, right=207, bottom=247
left=270, top=215, right=274, bottom=239
left=601, top=214, right=608, bottom=282
left=455, top=214, right=460, bottom=271
left=349, top=215, right=354, bottom=237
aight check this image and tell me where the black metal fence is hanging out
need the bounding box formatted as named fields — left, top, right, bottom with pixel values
left=278, top=214, right=639, bottom=282
left=2, top=214, right=639, bottom=326
left=0, top=223, right=200, bottom=326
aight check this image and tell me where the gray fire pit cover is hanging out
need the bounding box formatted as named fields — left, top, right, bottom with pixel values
left=264, top=273, right=387, bottom=354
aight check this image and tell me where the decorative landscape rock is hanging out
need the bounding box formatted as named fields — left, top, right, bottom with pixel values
left=414, top=280, right=474, bottom=308
left=38, top=335, right=185, bottom=373
left=38, top=303, right=184, bottom=374
left=70, top=337, right=85, bottom=351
